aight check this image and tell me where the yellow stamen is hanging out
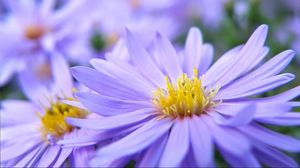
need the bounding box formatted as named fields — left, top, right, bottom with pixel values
left=153, top=69, right=219, bottom=118
left=39, top=100, right=88, bottom=141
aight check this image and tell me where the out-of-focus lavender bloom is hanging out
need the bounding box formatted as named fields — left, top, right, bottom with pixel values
left=68, top=25, right=300, bottom=167
left=86, top=0, right=181, bottom=48
left=0, top=0, right=93, bottom=86
left=0, top=56, right=96, bottom=167
left=174, top=0, right=229, bottom=29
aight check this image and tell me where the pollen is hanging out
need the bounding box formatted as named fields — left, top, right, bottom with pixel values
left=153, top=69, right=219, bottom=118
left=25, top=25, right=45, bottom=40
left=39, top=100, right=88, bottom=140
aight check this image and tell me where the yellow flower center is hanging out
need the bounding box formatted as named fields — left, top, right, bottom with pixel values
left=153, top=69, right=219, bottom=118
left=39, top=101, right=88, bottom=140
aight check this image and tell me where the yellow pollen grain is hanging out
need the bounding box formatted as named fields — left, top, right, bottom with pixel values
left=39, top=100, right=88, bottom=139
left=25, top=25, right=45, bottom=40
left=153, top=69, right=219, bottom=118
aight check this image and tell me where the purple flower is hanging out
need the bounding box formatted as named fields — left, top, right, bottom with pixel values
left=68, top=25, right=300, bottom=167
left=0, top=55, right=96, bottom=167
left=85, top=0, right=181, bottom=48
left=0, top=0, right=93, bottom=86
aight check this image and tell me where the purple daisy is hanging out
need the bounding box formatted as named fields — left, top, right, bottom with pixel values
left=0, top=0, right=93, bottom=86
left=68, top=24, right=300, bottom=167
left=0, top=55, right=96, bottom=167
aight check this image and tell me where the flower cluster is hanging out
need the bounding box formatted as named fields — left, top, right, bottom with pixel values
left=1, top=0, right=299, bottom=167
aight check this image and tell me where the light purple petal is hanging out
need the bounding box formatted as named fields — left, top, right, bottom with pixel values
left=155, top=32, right=182, bottom=82
left=76, top=92, right=151, bottom=116
left=52, top=148, right=73, bottom=167
left=189, top=116, right=214, bottom=167
left=184, top=27, right=203, bottom=74
left=137, top=134, right=168, bottom=167
left=37, top=145, right=61, bottom=167
left=204, top=115, right=251, bottom=156
left=207, top=25, right=268, bottom=88
left=212, top=103, right=255, bottom=126
left=159, top=119, right=189, bottom=167
left=220, top=149, right=260, bottom=168
left=51, top=53, right=73, bottom=98
left=125, top=29, right=165, bottom=87
left=239, top=124, right=300, bottom=152
left=18, top=70, right=51, bottom=106
left=71, top=66, right=149, bottom=101
left=1, top=137, right=42, bottom=161
left=66, top=108, right=154, bottom=130
left=91, top=118, right=173, bottom=166
left=222, top=50, right=295, bottom=92
left=71, top=146, right=95, bottom=167
left=257, top=112, right=300, bottom=126
left=90, top=58, right=154, bottom=92
left=14, top=143, right=46, bottom=167
left=254, top=142, right=299, bottom=168
left=203, top=45, right=242, bottom=86
left=0, top=100, right=39, bottom=126
left=254, top=86, right=300, bottom=102
left=217, top=73, right=295, bottom=99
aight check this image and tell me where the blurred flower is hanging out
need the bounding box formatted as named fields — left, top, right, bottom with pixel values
left=86, top=0, right=181, bottom=49
left=0, top=0, right=93, bottom=86
left=69, top=25, right=300, bottom=167
left=0, top=56, right=96, bottom=167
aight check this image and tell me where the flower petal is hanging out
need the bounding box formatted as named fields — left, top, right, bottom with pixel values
left=125, top=29, right=165, bottom=87
left=239, top=124, right=300, bottom=152
left=91, top=118, right=173, bottom=166
left=159, top=119, right=189, bottom=167
left=76, top=92, right=151, bottom=116
left=189, top=116, right=214, bottom=167
left=155, top=32, right=182, bottom=82
left=66, top=108, right=154, bottom=130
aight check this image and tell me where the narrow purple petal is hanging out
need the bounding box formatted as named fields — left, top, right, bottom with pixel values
left=51, top=53, right=73, bottom=98
left=255, top=86, right=300, bottom=102
left=18, top=70, right=51, bottom=106
left=189, top=116, right=214, bottom=167
left=90, top=58, right=155, bottom=92
left=14, top=144, right=45, bottom=167
left=1, top=137, right=42, bottom=161
left=76, top=92, right=151, bottom=116
left=213, top=25, right=268, bottom=87
left=212, top=103, right=255, bottom=126
left=204, top=116, right=251, bottom=156
left=92, top=118, right=173, bottom=166
left=37, top=145, right=61, bottom=167
left=220, top=149, right=260, bottom=168
left=52, top=148, right=73, bottom=167
left=254, top=142, right=299, bottom=168
left=71, top=66, right=149, bottom=101
left=138, top=134, right=168, bottom=167
left=125, top=29, right=165, bottom=87
left=66, top=108, right=154, bottom=130
left=184, top=27, right=204, bottom=76
left=223, top=50, right=295, bottom=92
left=239, top=124, right=300, bottom=152
left=203, top=45, right=242, bottom=87
left=159, top=119, right=189, bottom=167
left=217, top=73, right=294, bottom=99
left=257, top=112, right=300, bottom=126
left=155, top=32, right=182, bottom=81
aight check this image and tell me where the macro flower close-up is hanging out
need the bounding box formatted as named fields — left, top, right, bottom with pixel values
left=1, top=0, right=299, bottom=167
left=67, top=25, right=300, bottom=167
